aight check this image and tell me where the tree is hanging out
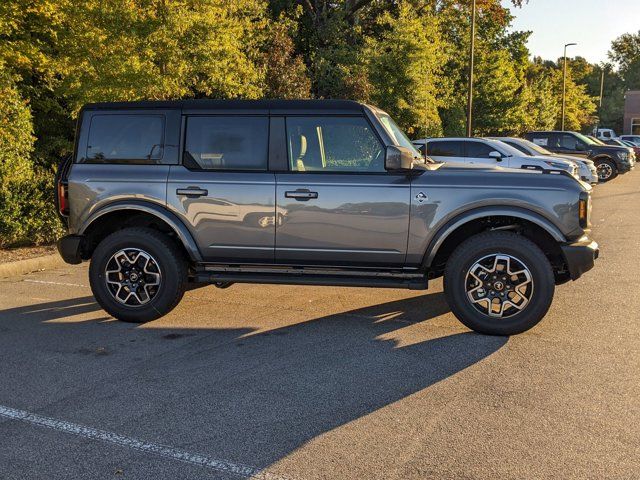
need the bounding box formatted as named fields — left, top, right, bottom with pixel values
left=365, top=2, right=445, bottom=137
left=262, top=14, right=311, bottom=99
left=609, top=30, right=640, bottom=89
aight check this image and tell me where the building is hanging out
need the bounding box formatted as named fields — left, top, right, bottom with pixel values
left=623, top=90, right=640, bottom=135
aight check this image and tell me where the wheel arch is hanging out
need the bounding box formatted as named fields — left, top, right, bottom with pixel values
left=423, top=206, right=568, bottom=282
left=79, top=201, right=203, bottom=262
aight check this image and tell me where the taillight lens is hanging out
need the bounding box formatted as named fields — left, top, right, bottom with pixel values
left=578, top=192, right=591, bottom=228
left=58, top=181, right=69, bottom=217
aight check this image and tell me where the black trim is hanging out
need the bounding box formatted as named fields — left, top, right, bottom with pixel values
left=560, top=237, right=598, bottom=281
left=57, top=235, right=85, bottom=265
left=268, top=116, right=287, bottom=171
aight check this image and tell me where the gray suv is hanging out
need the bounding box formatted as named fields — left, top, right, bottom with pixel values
left=56, top=100, right=598, bottom=335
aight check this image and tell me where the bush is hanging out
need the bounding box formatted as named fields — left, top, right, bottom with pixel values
left=0, top=71, right=62, bottom=248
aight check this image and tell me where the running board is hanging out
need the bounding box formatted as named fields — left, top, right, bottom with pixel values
left=194, top=270, right=428, bottom=290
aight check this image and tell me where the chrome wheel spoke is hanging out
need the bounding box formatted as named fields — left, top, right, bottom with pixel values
left=465, top=253, right=534, bottom=319
left=104, top=248, right=162, bottom=307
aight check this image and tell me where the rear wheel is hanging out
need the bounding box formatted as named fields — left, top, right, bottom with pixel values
left=443, top=231, right=555, bottom=335
left=595, top=159, right=617, bottom=182
left=89, top=227, right=187, bottom=323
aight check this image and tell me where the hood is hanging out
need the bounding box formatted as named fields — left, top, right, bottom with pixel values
left=518, top=154, right=574, bottom=167
left=590, top=144, right=631, bottom=154
left=550, top=154, right=594, bottom=165
left=437, top=161, right=546, bottom=175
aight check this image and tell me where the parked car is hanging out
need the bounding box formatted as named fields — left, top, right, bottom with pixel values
left=524, top=131, right=634, bottom=182
left=588, top=136, right=637, bottom=167
left=56, top=100, right=598, bottom=336
left=412, top=137, right=579, bottom=179
left=593, top=128, right=617, bottom=141
left=490, top=137, right=598, bottom=184
left=619, top=135, right=640, bottom=146
left=620, top=139, right=640, bottom=158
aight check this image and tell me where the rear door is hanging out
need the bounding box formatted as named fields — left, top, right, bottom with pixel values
left=167, top=114, right=276, bottom=263
left=274, top=115, right=411, bottom=267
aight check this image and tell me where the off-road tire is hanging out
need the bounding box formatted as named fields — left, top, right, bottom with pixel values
left=89, top=227, right=187, bottom=323
left=443, top=231, right=555, bottom=336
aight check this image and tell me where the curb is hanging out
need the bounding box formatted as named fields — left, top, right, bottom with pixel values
left=0, top=254, right=66, bottom=279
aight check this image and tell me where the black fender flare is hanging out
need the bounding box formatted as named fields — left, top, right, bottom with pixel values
left=422, top=206, right=567, bottom=269
left=79, top=200, right=203, bottom=262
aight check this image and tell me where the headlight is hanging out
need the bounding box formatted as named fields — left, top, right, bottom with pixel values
left=617, top=151, right=629, bottom=160
left=578, top=192, right=591, bottom=228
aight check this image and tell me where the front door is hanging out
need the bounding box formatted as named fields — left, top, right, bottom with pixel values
left=167, top=115, right=276, bottom=263
left=275, top=115, right=411, bottom=267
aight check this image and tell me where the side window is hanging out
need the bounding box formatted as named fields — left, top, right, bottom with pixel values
left=426, top=141, right=464, bottom=157
left=286, top=116, right=384, bottom=172
left=86, top=114, right=164, bottom=163
left=530, top=135, right=550, bottom=147
left=560, top=134, right=580, bottom=150
left=466, top=141, right=497, bottom=158
left=184, top=116, right=268, bottom=171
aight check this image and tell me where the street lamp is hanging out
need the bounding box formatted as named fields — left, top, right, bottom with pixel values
left=561, top=42, right=577, bottom=131
left=466, top=0, right=476, bottom=137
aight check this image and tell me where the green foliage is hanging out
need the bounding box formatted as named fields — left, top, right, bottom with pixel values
left=0, top=69, right=62, bottom=247
left=365, top=2, right=445, bottom=137
left=610, top=30, right=640, bottom=89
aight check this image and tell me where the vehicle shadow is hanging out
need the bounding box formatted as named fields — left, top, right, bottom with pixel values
left=0, top=291, right=507, bottom=474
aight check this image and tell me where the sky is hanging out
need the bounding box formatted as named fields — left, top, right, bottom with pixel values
left=501, top=0, right=640, bottom=64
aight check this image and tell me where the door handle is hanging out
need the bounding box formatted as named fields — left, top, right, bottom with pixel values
left=285, top=190, right=318, bottom=201
left=176, top=187, right=208, bottom=198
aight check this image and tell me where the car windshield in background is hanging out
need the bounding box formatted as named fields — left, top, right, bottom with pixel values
left=489, top=140, right=525, bottom=157
left=575, top=132, right=598, bottom=145
left=376, top=114, right=424, bottom=160
left=520, top=139, right=553, bottom=155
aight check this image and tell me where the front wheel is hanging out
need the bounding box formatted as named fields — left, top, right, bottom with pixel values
left=444, top=231, right=555, bottom=335
left=595, top=159, right=618, bottom=182
left=89, top=227, right=187, bottom=323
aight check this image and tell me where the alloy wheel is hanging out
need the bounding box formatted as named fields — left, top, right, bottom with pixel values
left=465, top=254, right=534, bottom=318
left=597, top=162, right=613, bottom=181
left=104, top=248, right=161, bottom=306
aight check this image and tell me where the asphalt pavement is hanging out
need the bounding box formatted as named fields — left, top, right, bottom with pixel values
left=0, top=170, right=639, bottom=479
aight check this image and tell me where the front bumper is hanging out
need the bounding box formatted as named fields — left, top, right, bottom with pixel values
left=560, top=237, right=599, bottom=281
left=57, top=234, right=85, bottom=265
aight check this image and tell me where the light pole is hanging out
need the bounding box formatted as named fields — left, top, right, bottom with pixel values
left=561, top=42, right=577, bottom=131
left=466, top=0, right=476, bottom=137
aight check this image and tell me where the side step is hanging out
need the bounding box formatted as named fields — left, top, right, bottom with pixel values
left=194, top=267, right=428, bottom=290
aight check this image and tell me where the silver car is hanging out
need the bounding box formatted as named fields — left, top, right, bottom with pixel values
left=492, top=137, right=598, bottom=184
left=413, top=137, right=580, bottom=179
left=56, top=100, right=598, bottom=336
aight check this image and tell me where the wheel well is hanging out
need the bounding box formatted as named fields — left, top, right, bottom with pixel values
left=592, top=155, right=615, bottom=166
left=428, top=216, right=569, bottom=284
left=82, top=210, right=191, bottom=262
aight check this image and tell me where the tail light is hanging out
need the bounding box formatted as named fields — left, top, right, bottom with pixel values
left=57, top=180, right=69, bottom=217
left=55, top=155, right=72, bottom=218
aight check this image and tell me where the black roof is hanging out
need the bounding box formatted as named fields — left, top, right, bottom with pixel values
left=82, top=99, right=367, bottom=114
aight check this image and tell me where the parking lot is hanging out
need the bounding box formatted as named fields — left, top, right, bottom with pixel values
left=0, top=171, right=638, bottom=479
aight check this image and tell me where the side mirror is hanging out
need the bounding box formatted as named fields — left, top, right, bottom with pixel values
left=385, top=145, right=415, bottom=171
left=489, top=151, right=502, bottom=161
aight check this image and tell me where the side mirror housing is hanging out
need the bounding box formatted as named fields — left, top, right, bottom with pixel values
left=385, top=145, right=416, bottom=171
left=489, top=151, right=502, bottom=160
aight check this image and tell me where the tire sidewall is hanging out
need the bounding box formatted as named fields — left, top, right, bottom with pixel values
left=445, top=235, right=554, bottom=336
left=89, top=230, right=184, bottom=322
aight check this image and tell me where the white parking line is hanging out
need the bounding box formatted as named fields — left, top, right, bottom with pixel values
left=0, top=405, right=292, bottom=480
left=23, top=279, right=88, bottom=288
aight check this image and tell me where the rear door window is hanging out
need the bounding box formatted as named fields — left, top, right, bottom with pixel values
left=184, top=116, right=269, bottom=171
left=426, top=141, right=464, bottom=157
left=86, top=114, right=164, bottom=163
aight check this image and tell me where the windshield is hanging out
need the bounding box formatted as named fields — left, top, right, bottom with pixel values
left=489, top=140, right=527, bottom=157
left=575, top=132, right=598, bottom=145
left=517, top=139, right=553, bottom=155
left=376, top=113, right=423, bottom=159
